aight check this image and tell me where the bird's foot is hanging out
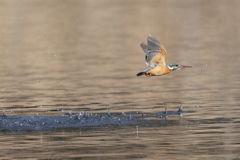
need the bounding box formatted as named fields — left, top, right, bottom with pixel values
left=146, top=73, right=152, bottom=77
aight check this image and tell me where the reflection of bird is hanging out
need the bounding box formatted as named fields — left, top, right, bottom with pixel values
left=137, top=35, right=192, bottom=77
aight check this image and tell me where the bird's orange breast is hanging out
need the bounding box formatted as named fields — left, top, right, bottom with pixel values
left=147, top=67, right=171, bottom=76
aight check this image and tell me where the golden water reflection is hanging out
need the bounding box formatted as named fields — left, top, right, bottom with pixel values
left=0, top=0, right=240, bottom=159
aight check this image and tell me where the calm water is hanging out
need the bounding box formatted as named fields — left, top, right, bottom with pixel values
left=1, top=0, right=240, bottom=159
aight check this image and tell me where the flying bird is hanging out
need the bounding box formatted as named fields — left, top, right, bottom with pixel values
left=137, top=35, right=192, bottom=77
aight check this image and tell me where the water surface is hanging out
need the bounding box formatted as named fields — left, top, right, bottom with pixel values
left=0, top=0, right=240, bottom=159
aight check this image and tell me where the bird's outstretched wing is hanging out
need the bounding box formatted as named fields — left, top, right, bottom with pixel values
left=140, top=35, right=167, bottom=68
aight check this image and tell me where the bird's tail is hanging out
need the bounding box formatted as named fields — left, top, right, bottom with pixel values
left=136, top=72, right=145, bottom=76
left=136, top=67, right=153, bottom=76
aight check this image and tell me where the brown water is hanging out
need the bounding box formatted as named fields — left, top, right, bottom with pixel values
left=1, top=0, right=240, bottom=159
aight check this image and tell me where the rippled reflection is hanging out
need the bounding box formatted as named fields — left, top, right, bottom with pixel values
left=0, top=0, right=240, bottom=159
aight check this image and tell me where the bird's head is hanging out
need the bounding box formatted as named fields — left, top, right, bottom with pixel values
left=167, top=63, right=192, bottom=71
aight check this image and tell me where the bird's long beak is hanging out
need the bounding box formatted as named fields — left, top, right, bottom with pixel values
left=179, top=65, right=192, bottom=68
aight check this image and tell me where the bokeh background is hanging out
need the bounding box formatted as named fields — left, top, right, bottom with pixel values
left=0, top=0, right=240, bottom=159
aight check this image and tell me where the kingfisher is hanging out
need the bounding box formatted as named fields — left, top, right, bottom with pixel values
left=136, top=35, right=192, bottom=77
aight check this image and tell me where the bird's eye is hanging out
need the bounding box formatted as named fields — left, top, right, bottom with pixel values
left=145, top=55, right=147, bottom=60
